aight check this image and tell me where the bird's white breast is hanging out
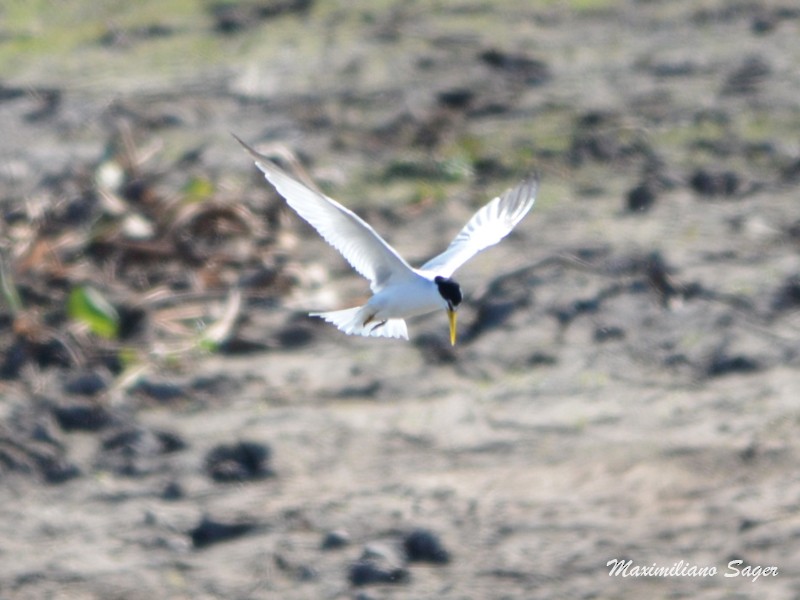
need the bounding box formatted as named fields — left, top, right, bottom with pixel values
left=367, top=273, right=446, bottom=321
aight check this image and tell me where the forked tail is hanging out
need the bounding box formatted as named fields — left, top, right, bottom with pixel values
left=309, top=306, right=408, bottom=340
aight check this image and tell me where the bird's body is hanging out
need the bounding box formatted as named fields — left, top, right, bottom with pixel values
left=236, top=135, right=537, bottom=344
left=311, top=272, right=446, bottom=340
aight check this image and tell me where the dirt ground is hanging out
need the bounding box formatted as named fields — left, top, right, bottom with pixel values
left=1, top=1, right=799, bottom=598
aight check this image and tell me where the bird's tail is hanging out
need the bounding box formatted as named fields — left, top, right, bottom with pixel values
left=309, top=306, right=408, bottom=340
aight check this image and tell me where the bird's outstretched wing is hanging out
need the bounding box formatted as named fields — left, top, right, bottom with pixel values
left=418, top=175, right=538, bottom=278
left=236, top=136, right=417, bottom=293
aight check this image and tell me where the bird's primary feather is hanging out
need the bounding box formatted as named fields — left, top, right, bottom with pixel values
left=418, top=175, right=538, bottom=278
left=234, top=135, right=417, bottom=293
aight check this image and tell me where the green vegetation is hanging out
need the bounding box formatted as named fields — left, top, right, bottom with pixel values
left=182, top=176, right=216, bottom=203
left=67, top=285, right=120, bottom=339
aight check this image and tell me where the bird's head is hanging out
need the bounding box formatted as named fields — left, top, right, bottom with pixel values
left=434, top=276, right=462, bottom=346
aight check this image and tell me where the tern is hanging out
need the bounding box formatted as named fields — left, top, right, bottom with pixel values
left=236, top=136, right=537, bottom=345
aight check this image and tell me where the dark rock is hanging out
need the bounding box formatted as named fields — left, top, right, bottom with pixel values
left=217, top=337, right=271, bottom=354
left=321, top=529, right=351, bottom=550
left=210, top=0, right=314, bottom=34
left=527, top=352, right=558, bottom=367
left=254, top=0, right=314, bottom=19
left=772, top=274, right=800, bottom=311
left=473, top=157, right=511, bottom=179
left=740, top=442, right=758, bottom=462
left=276, top=324, right=315, bottom=348
left=335, top=379, right=381, bottom=399
left=626, top=182, right=657, bottom=212
left=437, top=88, right=475, bottom=110
left=577, top=111, right=614, bottom=129
left=348, top=560, right=410, bottom=586
left=205, top=441, right=273, bottom=482
left=98, top=426, right=187, bottom=476
left=132, top=379, right=186, bottom=402
left=0, top=84, right=27, bottom=102
left=189, top=516, right=258, bottom=549
left=705, top=353, right=762, bottom=378
left=0, top=339, right=29, bottom=380
left=190, top=373, right=242, bottom=396
left=209, top=4, right=251, bottom=33
left=751, top=11, right=778, bottom=34
left=722, top=55, right=771, bottom=95
left=594, top=326, right=625, bottom=343
left=739, top=517, right=760, bottom=531
left=116, top=305, right=148, bottom=340
left=51, top=401, right=113, bottom=432
left=403, top=528, right=451, bottom=564
left=63, top=371, right=108, bottom=396
left=479, top=49, right=550, bottom=85
left=161, top=480, right=184, bottom=500
left=553, top=296, right=601, bottom=326
left=39, top=457, right=81, bottom=484
left=61, top=193, right=97, bottom=225
left=120, top=176, right=156, bottom=205
left=103, top=427, right=187, bottom=454
left=689, top=168, right=741, bottom=197
left=29, top=338, right=75, bottom=370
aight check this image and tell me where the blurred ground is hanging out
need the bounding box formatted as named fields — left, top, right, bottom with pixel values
left=1, top=1, right=799, bottom=599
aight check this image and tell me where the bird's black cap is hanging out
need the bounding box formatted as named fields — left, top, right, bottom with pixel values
left=434, top=276, right=462, bottom=309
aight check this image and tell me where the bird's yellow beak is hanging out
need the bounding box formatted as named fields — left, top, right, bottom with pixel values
left=447, top=308, right=457, bottom=346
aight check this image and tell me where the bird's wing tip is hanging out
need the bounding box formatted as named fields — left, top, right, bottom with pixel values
left=230, top=132, right=249, bottom=151
left=231, top=133, right=266, bottom=164
left=523, top=171, right=540, bottom=188
left=503, top=172, right=539, bottom=209
left=519, top=172, right=540, bottom=207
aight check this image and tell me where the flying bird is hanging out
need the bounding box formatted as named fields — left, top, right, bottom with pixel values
left=236, top=136, right=537, bottom=345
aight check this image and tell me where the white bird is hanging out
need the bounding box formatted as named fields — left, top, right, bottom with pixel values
left=236, top=136, right=537, bottom=345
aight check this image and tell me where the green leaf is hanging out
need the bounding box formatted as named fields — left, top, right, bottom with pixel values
left=67, top=286, right=119, bottom=339
left=197, top=337, right=219, bottom=353
left=182, top=176, right=215, bottom=203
